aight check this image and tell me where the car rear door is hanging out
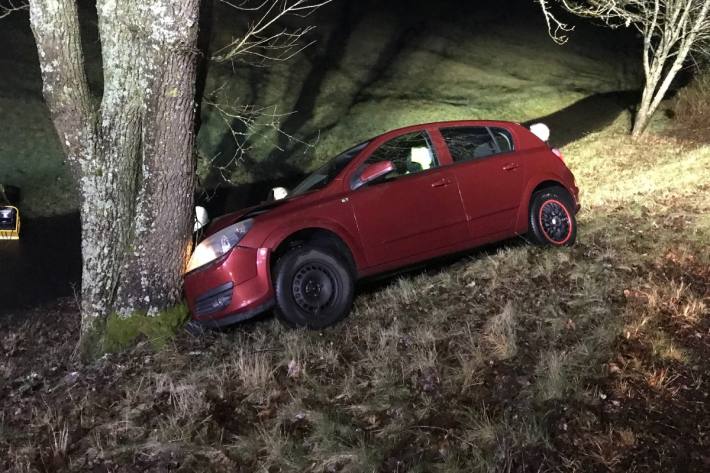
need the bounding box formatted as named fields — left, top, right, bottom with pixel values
left=438, top=126, right=524, bottom=241
left=348, top=129, right=468, bottom=268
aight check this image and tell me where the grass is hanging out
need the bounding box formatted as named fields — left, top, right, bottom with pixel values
left=0, top=96, right=77, bottom=217
left=2, top=108, right=708, bottom=471
left=672, top=68, right=710, bottom=140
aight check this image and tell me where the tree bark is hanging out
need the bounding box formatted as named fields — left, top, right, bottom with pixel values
left=29, top=0, right=201, bottom=343
left=112, top=1, right=200, bottom=314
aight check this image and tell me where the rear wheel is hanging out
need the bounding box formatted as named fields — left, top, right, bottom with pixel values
left=273, top=245, right=354, bottom=329
left=528, top=187, right=577, bottom=246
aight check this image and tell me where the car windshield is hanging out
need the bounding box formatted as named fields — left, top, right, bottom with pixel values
left=289, top=141, right=370, bottom=197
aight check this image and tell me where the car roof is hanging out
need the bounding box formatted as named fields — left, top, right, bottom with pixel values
left=377, top=120, right=522, bottom=138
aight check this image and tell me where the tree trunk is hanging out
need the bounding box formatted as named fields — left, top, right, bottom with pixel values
left=111, top=24, right=199, bottom=315
left=632, top=86, right=654, bottom=139
left=29, top=0, right=200, bottom=345
left=632, top=51, right=684, bottom=139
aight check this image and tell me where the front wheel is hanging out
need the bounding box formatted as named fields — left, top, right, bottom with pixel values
left=273, top=246, right=355, bottom=329
left=527, top=187, right=577, bottom=246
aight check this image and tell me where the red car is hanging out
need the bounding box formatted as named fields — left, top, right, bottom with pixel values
left=184, top=121, right=580, bottom=329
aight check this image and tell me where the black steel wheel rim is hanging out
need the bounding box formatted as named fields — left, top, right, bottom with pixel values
left=292, top=263, right=338, bottom=314
left=540, top=200, right=571, bottom=243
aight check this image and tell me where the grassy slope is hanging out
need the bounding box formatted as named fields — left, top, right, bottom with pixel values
left=2, top=114, right=708, bottom=472
left=0, top=14, right=78, bottom=217
left=196, top=4, right=639, bottom=186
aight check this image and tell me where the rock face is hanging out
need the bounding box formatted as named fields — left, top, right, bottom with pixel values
left=0, top=0, right=639, bottom=216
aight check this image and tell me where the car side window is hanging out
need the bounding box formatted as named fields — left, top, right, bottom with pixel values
left=361, top=131, right=439, bottom=184
left=441, top=127, right=514, bottom=162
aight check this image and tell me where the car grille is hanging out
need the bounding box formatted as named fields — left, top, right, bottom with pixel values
left=194, top=282, right=234, bottom=318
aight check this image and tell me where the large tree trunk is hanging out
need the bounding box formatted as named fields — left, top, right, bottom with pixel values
left=29, top=0, right=200, bottom=344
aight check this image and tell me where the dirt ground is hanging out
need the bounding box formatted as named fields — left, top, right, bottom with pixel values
left=1, top=246, right=708, bottom=472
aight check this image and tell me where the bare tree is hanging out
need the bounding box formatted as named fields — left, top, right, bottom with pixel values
left=538, top=0, right=710, bottom=138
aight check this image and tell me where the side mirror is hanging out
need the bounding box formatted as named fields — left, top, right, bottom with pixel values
left=194, top=206, right=209, bottom=233
left=271, top=186, right=289, bottom=201
left=355, top=160, right=395, bottom=189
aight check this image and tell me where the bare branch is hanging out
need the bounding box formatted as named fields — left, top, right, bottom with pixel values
left=0, top=0, right=28, bottom=19
left=202, top=87, right=316, bottom=184
left=213, top=0, right=333, bottom=64
left=537, top=0, right=575, bottom=44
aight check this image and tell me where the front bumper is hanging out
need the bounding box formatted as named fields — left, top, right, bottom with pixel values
left=188, top=299, right=275, bottom=330
left=184, top=246, right=274, bottom=327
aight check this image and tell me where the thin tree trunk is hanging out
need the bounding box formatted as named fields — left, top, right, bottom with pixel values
left=632, top=83, right=654, bottom=139
left=29, top=0, right=201, bottom=346
left=632, top=59, right=663, bottom=139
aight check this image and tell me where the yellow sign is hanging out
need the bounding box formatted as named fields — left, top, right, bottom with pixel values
left=0, top=206, right=20, bottom=240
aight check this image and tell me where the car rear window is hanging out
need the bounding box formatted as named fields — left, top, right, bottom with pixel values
left=441, top=126, right=514, bottom=162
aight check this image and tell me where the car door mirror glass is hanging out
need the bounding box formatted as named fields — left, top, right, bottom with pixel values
left=357, top=160, right=395, bottom=189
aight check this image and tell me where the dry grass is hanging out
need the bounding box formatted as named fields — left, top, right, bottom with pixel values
left=672, top=68, right=710, bottom=139
left=482, top=301, right=517, bottom=361
left=1, top=112, right=709, bottom=472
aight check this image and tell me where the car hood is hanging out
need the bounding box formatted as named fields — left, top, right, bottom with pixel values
left=204, top=193, right=310, bottom=237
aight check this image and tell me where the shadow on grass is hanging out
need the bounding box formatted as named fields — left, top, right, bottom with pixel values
left=524, top=91, right=638, bottom=148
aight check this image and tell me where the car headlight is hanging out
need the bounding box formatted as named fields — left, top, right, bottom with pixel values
left=186, top=218, right=253, bottom=273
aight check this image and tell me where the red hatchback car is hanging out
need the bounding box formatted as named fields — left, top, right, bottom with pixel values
left=184, top=121, right=580, bottom=329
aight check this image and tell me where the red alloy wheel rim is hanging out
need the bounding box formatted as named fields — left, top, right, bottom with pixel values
left=538, top=199, right=572, bottom=245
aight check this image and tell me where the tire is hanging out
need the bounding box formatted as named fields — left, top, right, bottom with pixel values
left=527, top=187, right=577, bottom=247
left=273, top=245, right=355, bottom=329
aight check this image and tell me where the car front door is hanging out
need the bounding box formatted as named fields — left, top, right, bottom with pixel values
left=438, top=126, right=524, bottom=241
left=348, top=130, right=468, bottom=268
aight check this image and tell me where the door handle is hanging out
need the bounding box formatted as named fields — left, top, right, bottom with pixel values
left=502, top=162, right=520, bottom=171
left=431, top=178, right=452, bottom=188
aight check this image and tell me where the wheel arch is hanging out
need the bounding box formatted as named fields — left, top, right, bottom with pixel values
left=514, top=178, right=574, bottom=234
left=266, top=224, right=361, bottom=278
